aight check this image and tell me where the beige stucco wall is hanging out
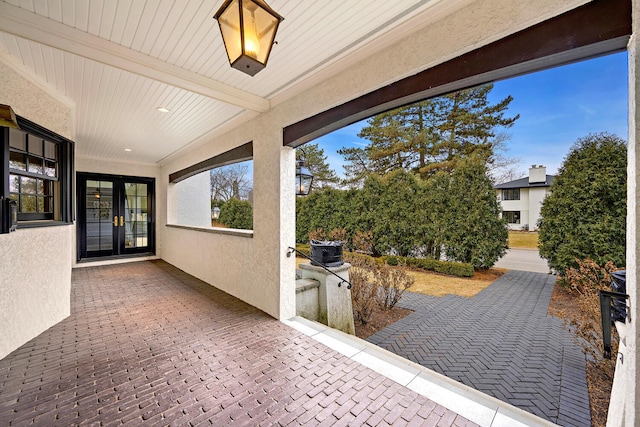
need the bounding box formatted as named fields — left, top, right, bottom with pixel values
left=0, top=61, right=73, bottom=359
left=0, top=61, right=72, bottom=138
left=528, top=187, right=549, bottom=231
left=76, top=156, right=160, bottom=179
left=161, top=122, right=295, bottom=318
left=159, top=0, right=589, bottom=320
left=175, top=172, right=211, bottom=228
left=499, top=189, right=531, bottom=230
left=0, top=226, right=73, bottom=359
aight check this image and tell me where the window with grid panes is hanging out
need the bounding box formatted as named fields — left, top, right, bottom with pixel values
left=502, top=188, right=520, bottom=201
left=9, top=129, right=58, bottom=220
left=2, top=116, right=73, bottom=225
left=503, top=211, right=521, bottom=224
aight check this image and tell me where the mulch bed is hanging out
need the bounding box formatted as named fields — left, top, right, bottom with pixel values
left=548, top=282, right=611, bottom=427
left=354, top=305, right=413, bottom=339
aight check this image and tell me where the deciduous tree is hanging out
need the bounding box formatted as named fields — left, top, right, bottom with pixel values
left=210, top=163, right=252, bottom=202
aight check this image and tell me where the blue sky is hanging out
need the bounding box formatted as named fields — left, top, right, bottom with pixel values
left=314, top=51, right=628, bottom=179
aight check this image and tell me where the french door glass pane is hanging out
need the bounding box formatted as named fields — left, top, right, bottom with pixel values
left=124, top=182, right=148, bottom=249
left=85, top=180, right=113, bottom=252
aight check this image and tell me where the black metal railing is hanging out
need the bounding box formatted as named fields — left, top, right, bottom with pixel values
left=599, top=290, right=629, bottom=359
left=287, top=247, right=352, bottom=289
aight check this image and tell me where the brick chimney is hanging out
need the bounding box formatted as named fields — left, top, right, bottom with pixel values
left=529, top=165, right=546, bottom=184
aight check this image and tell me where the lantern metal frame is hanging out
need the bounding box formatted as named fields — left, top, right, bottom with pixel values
left=295, top=149, right=313, bottom=196
left=212, top=206, right=221, bottom=220
left=213, top=0, right=284, bottom=76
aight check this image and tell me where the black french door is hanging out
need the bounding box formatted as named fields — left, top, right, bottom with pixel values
left=77, top=173, right=155, bottom=260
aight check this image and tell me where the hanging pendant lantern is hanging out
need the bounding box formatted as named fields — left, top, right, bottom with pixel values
left=214, top=0, right=284, bottom=76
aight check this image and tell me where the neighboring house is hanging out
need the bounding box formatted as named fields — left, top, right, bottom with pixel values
left=495, top=165, right=555, bottom=231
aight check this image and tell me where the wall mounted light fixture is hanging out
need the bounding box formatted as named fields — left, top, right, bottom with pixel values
left=214, top=0, right=284, bottom=76
left=212, top=206, right=221, bottom=220
left=295, top=149, right=313, bottom=196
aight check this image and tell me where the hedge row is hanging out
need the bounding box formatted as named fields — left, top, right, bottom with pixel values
left=296, top=167, right=507, bottom=270
left=382, top=255, right=474, bottom=277
left=295, top=244, right=474, bottom=278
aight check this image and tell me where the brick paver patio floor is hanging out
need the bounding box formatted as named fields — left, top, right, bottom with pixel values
left=367, top=270, right=591, bottom=427
left=0, top=260, right=477, bottom=426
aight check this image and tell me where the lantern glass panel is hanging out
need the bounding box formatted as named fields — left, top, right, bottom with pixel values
left=246, top=1, right=280, bottom=63
left=296, top=173, right=312, bottom=195
left=218, top=0, right=242, bottom=63
left=301, top=176, right=312, bottom=194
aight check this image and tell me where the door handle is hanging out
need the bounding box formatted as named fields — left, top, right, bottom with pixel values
left=113, top=216, right=118, bottom=227
left=120, top=216, right=124, bottom=227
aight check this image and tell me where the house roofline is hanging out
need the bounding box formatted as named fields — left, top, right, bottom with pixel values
left=494, top=175, right=555, bottom=189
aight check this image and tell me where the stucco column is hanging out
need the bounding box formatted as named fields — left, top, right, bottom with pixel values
left=608, top=14, right=640, bottom=426
left=627, top=21, right=640, bottom=425
left=279, top=146, right=297, bottom=319
left=251, top=120, right=296, bottom=320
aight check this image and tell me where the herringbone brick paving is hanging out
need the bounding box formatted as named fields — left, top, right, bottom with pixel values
left=367, top=270, right=591, bottom=427
left=0, top=260, right=477, bottom=426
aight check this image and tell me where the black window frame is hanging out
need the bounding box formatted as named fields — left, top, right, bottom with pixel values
left=1, top=116, right=74, bottom=227
left=502, top=188, right=520, bottom=201
left=503, top=211, right=521, bottom=224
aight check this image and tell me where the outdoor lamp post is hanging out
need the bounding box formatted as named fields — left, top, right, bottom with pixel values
left=212, top=206, right=221, bottom=220
left=213, top=0, right=284, bottom=76
left=296, top=156, right=313, bottom=196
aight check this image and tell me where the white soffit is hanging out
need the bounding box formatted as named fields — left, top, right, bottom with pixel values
left=0, top=0, right=468, bottom=163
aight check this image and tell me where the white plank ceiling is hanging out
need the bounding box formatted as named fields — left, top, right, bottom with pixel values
left=0, top=0, right=466, bottom=164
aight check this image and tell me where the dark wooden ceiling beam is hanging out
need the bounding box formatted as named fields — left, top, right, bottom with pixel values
left=169, top=142, right=253, bottom=183
left=283, top=0, right=631, bottom=147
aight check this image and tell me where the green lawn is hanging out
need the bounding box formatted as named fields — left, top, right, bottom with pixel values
left=508, top=231, right=539, bottom=249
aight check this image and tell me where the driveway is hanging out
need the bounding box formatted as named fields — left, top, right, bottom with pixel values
left=367, top=270, right=591, bottom=427
left=495, top=248, right=550, bottom=273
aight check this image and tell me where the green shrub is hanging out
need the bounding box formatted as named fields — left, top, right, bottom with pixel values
left=405, top=257, right=474, bottom=277
left=384, top=255, right=401, bottom=266
left=218, top=198, right=253, bottom=230
left=539, top=133, right=626, bottom=273
left=439, top=262, right=475, bottom=277
left=297, top=247, right=473, bottom=278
